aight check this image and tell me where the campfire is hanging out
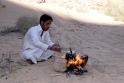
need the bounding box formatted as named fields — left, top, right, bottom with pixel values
left=65, top=48, right=88, bottom=76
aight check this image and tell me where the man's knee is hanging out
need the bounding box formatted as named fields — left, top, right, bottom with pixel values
left=22, top=51, right=32, bottom=59
left=48, top=50, right=55, bottom=54
left=22, top=51, right=37, bottom=64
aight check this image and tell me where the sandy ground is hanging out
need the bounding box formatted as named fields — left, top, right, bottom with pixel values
left=0, top=0, right=124, bottom=83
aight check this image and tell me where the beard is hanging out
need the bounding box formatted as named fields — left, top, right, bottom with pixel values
left=42, top=23, right=49, bottom=31
left=43, top=27, right=48, bottom=31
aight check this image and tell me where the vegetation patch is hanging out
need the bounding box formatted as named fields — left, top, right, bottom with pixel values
left=0, top=15, right=38, bottom=35
left=16, top=15, right=38, bottom=35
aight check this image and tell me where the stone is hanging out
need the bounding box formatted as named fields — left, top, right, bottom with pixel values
left=53, top=57, right=67, bottom=72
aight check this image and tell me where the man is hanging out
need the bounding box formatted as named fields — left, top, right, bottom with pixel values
left=21, top=14, right=61, bottom=64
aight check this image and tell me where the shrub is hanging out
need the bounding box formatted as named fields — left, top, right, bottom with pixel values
left=0, top=26, right=19, bottom=36
left=103, top=0, right=124, bottom=21
left=0, top=0, right=6, bottom=8
left=16, top=15, right=39, bottom=35
left=95, top=0, right=124, bottom=22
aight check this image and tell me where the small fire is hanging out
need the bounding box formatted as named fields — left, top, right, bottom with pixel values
left=64, top=48, right=88, bottom=76
left=67, top=54, right=85, bottom=67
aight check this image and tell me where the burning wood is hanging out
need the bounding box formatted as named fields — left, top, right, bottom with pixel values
left=65, top=48, right=88, bottom=76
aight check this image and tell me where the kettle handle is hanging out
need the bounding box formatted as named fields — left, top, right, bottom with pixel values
left=69, top=47, right=72, bottom=55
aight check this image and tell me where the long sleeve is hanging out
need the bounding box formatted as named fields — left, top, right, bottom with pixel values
left=29, top=27, right=48, bottom=51
left=45, top=31, right=54, bottom=46
left=21, top=25, right=54, bottom=63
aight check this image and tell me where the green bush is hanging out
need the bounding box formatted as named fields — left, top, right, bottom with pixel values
left=16, top=15, right=39, bottom=35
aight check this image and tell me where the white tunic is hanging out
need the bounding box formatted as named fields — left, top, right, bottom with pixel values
left=21, top=24, right=54, bottom=64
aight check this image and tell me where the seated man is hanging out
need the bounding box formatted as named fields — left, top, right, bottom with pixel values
left=21, top=14, right=61, bottom=64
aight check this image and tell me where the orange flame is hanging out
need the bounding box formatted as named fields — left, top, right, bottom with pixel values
left=67, top=54, right=85, bottom=67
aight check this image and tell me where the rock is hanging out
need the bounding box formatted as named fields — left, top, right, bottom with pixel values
left=53, top=57, right=67, bottom=72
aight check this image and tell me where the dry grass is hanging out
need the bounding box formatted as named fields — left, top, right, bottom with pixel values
left=94, top=0, right=124, bottom=21
left=0, top=26, right=19, bottom=36
left=16, top=15, right=38, bottom=35
left=54, top=0, right=90, bottom=13
left=0, top=15, right=38, bottom=35
left=103, top=0, right=124, bottom=21
left=47, top=0, right=124, bottom=22
left=0, top=0, right=6, bottom=8
left=0, top=0, right=123, bottom=35
left=17, top=0, right=124, bottom=21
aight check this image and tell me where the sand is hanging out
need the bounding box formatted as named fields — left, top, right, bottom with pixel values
left=0, top=0, right=124, bottom=83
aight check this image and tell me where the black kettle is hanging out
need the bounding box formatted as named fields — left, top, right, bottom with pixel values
left=65, top=47, right=76, bottom=60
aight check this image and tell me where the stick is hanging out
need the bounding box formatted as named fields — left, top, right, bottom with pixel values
left=50, top=74, right=61, bottom=77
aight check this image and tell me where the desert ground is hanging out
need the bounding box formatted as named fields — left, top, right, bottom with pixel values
left=0, top=0, right=124, bottom=83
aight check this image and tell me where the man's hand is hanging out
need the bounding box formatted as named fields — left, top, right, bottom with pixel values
left=52, top=43, right=60, bottom=47
left=52, top=43, right=61, bottom=52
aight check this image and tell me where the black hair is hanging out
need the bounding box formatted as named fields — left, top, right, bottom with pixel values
left=39, top=14, right=53, bottom=24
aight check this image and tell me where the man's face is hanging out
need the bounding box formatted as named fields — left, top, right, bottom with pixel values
left=41, top=20, right=52, bottom=31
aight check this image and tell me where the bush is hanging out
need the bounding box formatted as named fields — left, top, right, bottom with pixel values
left=16, top=15, right=39, bottom=35
left=0, top=26, right=19, bottom=36
left=94, top=0, right=124, bottom=22
left=0, top=0, right=6, bottom=8
left=103, top=0, right=124, bottom=21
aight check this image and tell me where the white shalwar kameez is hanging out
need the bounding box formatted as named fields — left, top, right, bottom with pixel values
left=21, top=24, right=54, bottom=64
